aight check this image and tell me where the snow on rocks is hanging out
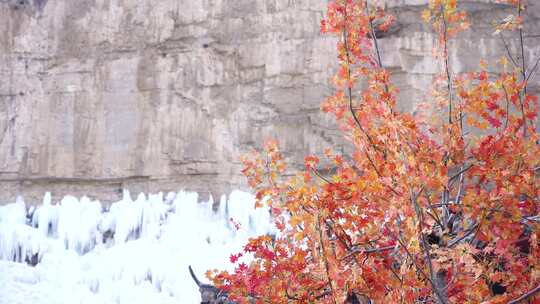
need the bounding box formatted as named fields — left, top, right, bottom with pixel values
left=0, top=189, right=274, bottom=303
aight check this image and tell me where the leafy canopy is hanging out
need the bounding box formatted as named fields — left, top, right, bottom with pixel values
left=209, top=0, right=540, bottom=303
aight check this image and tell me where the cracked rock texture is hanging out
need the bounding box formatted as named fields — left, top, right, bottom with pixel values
left=0, top=0, right=538, bottom=203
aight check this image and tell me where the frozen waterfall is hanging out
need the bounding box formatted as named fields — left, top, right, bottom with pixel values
left=0, top=190, right=275, bottom=304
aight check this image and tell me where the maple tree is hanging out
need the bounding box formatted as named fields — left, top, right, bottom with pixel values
left=209, top=0, right=540, bottom=303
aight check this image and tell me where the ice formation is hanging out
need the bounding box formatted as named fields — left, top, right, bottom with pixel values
left=0, top=189, right=274, bottom=304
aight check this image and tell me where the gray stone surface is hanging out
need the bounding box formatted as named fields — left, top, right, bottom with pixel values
left=0, top=0, right=538, bottom=204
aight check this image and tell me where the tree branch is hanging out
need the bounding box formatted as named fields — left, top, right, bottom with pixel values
left=499, top=33, right=519, bottom=69
left=394, top=234, right=448, bottom=304
left=508, top=283, right=540, bottom=304
left=317, top=214, right=338, bottom=304
left=440, top=5, right=453, bottom=124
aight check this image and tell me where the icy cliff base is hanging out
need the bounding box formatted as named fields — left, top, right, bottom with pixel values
left=0, top=190, right=274, bottom=303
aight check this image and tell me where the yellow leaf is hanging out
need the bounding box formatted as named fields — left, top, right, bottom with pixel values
left=479, top=59, right=488, bottom=70
left=498, top=56, right=508, bottom=70
left=422, top=9, right=431, bottom=22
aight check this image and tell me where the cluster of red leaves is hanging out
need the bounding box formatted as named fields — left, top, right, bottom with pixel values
left=209, top=1, right=539, bottom=303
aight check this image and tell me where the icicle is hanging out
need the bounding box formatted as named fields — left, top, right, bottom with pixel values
left=33, top=192, right=59, bottom=238
left=165, top=192, right=176, bottom=205
left=0, top=198, right=47, bottom=263
left=141, top=193, right=167, bottom=239
left=111, top=191, right=136, bottom=244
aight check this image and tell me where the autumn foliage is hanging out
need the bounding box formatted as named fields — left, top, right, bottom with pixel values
left=209, top=0, right=540, bottom=303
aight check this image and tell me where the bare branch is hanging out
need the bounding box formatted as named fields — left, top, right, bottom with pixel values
left=448, top=222, right=479, bottom=247
left=525, top=54, right=540, bottom=85
left=440, top=4, right=453, bottom=124
left=517, top=0, right=528, bottom=136
left=499, top=33, right=519, bottom=69
left=342, top=245, right=397, bottom=261
left=507, top=283, right=540, bottom=304
left=518, top=0, right=527, bottom=94
left=394, top=234, right=448, bottom=304
left=449, top=164, right=473, bottom=182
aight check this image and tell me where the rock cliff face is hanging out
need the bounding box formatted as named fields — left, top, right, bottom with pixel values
left=0, top=0, right=538, bottom=203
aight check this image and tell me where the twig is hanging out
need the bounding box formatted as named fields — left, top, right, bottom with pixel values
left=341, top=245, right=397, bottom=261
left=394, top=234, right=448, bottom=304
left=517, top=0, right=528, bottom=136
left=522, top=215, right=540, bottom=223
left=440, top=5, right=453, bottom=124
left=449, top=164, right=473, bottom=181
left=342, top=8, right=383, bottom=156
left=518, top=0, right=526, bottom=95
left=448, top=222, right=479, bottom=247
left=507, top=283, right=540, bottom=304
left=502, top=83, right=511, bottom=130
left=425, top=194, right=444, bottom=229
left=312, top=168, right=333, bottom=184
left=412, top=189, right=444, bottom=303
left=499, top=33, right=519, bottom=69
left=454, top=165, right=466, bottom=204
left=364, top=0, right=383, bottom=70
left=525, top=54, right=540, bottom=85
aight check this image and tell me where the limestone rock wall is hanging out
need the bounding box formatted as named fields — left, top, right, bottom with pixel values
left=0, top=0, right=538, bottom=203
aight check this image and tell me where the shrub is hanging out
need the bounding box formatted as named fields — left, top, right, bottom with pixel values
left=210, top=1, right=539, bottom=303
